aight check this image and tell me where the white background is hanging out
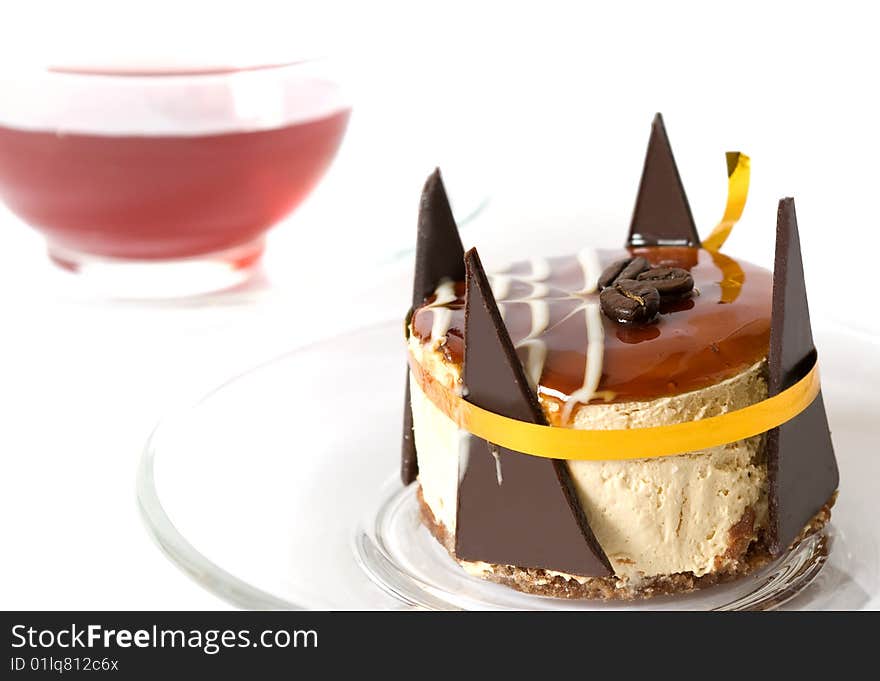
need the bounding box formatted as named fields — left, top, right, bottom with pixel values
left=0, top=1, right=878, bottom=609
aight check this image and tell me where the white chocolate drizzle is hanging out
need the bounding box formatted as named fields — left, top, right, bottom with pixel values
left=489, top=274, right=512, bottom=300
left=457, top=430, right=471, bottom=483
left=576, top=246, right=602, bottom=294
left=561, top=302, right=604, bottom=423
left=527, top=257, right=550, bottom=282
left=525, top=300, right=550, bottom=340
left=511, top=281, right=551, bottom=387
left=527, top=281, right=550, bottom=299
left=561, top=247, right=604, bottom=420
left=517, top=339, right=548, bottom=389
left=427, top=279, right=458, bottom=341
left=426, top=248, right=606, bottom=422
left=489, top=444, right=504, bottom=485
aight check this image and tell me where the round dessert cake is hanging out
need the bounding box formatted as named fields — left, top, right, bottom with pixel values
left=409, top=247, right=774, bottom=597
left=400, top=115, right=838, bottom=600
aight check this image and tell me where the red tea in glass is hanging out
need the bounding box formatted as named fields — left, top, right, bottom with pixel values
left=0, top=61, right=351, bottom=295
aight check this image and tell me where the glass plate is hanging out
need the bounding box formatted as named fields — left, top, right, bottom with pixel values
left=137, top=322, right=880, bottom=610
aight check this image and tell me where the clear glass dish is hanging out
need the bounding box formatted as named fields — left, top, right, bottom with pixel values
left=137, top=321, right=880, bottom=610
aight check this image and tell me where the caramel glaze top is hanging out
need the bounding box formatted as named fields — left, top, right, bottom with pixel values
left=411, top=247, right=772, bottom=409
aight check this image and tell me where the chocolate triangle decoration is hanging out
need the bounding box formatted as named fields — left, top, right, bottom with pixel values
left=461, top=248, right=544, bottom=423
left=766, top=198, right=839, bottom=555
left=400, top=367, right=418, bottom=485
left=456, top=248, right=612, bottom=576
left=627, top=113, right=700, bottom=247
left=412, top=168, right=466, bottom=307
left=402, top=170, right=467, bottom=484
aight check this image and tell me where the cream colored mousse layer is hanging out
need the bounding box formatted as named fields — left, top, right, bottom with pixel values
left=408, top=334, right=770, bottom=586
left=408, top=339, right=465, bottom=535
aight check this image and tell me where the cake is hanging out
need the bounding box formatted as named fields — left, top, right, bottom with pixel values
left=401, top=114, right=839, bottom=600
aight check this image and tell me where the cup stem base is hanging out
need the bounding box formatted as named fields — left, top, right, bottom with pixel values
left=47, top=237, right=265, bottom=299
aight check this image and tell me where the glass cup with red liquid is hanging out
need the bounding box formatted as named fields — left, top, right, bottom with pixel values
left=0, top=60, right=351, bottom=297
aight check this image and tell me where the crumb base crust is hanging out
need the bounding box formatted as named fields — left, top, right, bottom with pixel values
left=417, top=486, right=835, bottom=600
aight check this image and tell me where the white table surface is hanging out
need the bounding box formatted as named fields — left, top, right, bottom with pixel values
left=0, top=241, right=378, bottom=610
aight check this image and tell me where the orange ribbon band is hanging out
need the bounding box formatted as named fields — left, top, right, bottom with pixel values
left=408, top=353, right=820, bottom=460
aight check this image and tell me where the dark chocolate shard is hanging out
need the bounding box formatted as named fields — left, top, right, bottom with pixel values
left=456, top=248, right=612, bottom=576
left=402, top=306, right=419, bottom=485
left=627, top=113, right=700, bottom=248
left=401, top=368, right=418, bottom=485
left=412, top=168, right=466, bottom=308
left=403, top=169, right=466, bottom=484
left=461, top=248, right=544, bottom=423
left=766, top=198, right=839, bottom=555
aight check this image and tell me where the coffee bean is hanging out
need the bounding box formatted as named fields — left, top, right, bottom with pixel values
left=620, top=256, right=650, bottom=282
left=636, top=266, right=694, bottom=297
left=599, top=279, right=660, bottom=324
left=598, top=256, right=650, bottom=290
left=598, top=259, right=628, bottom=290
